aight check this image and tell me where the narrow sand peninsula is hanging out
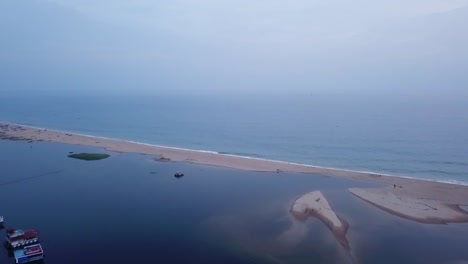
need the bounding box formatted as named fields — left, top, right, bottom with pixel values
left=349, top=187, right=468, bottom=224
left=290, top=191, right=349, bottom=250
left=2, top=122, right=468, bottom=224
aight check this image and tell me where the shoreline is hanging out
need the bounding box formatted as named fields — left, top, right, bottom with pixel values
left=2, top=121, right=468, bottom=224
left=0, top=121, right=465, bottom=187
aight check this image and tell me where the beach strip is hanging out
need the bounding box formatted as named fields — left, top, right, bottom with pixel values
left=0, top=122, right=454, bottom=183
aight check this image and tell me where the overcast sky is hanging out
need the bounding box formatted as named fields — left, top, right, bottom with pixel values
left=1, top=0, right=467, bottom=98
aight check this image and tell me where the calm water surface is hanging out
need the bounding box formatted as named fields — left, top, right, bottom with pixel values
left=1, top=140, right=467, bottom=264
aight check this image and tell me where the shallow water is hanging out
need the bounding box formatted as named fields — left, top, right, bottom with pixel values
left=1, top=140, right=468, bottom=264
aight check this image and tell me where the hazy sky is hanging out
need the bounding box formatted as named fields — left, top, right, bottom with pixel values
left=1, top=0, right=467, bottom=98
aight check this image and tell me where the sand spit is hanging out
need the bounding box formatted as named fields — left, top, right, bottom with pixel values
left=0, top=122, right=464, bottom=183
left=349, top=187, right=468, bottom=224
left=290, top=191, right=349, bottom=250
left=2, top=121, right=468, bottom=224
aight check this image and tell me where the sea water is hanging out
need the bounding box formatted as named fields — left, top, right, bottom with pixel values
left=0, top=91, right=467, bottom=184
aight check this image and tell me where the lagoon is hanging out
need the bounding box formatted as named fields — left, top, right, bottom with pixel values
left=1, top=140, right=468, bottom=264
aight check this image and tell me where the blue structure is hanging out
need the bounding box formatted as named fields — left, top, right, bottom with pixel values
left=13, top=244, right=44, bottom=264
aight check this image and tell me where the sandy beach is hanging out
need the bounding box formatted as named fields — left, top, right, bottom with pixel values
left=2, top=121, right=468, bottom=224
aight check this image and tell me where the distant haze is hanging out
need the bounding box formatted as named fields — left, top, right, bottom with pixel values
left=1, top=0, right=467, bottom=101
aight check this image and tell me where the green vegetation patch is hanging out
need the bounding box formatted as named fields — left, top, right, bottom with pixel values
left=68, top=153, right=110, bottom=161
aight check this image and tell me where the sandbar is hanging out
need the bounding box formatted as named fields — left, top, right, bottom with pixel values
left=290, top=191, right=349, bottom=249
left=349, top=187, right=468, bottom=224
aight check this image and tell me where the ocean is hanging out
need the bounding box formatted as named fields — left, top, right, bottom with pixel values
left=0, top=91, right=467, bottom=184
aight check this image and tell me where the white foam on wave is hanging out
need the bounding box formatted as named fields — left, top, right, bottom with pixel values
left=433, top=179, right=468, bottom=186
left=123, top=139, right=220, bottom=154
left=383, top=174, right=468, bottom=186
left=220, top=153, right=468, bottom=186
left=4, top=121, right=468, bottom=187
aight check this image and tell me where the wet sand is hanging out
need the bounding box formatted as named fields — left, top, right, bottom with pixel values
left=349, top=187, right=468, bottom=224
left=2, top=121, right=468, bottom=224
left=461, top=205, right=468, bottom=213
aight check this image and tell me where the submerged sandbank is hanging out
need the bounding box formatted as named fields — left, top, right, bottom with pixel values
left=2, top=121, right=468, bottom=225
left=290, top=191, right=349, bottom=249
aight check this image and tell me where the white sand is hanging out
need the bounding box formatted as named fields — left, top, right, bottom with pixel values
left=290, top=191, right=349, bottom=249
left=349, top=187, right=468, bottom=223
left=291, top=191, right=342, bottom=227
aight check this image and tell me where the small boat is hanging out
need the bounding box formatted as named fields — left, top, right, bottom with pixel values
left=6, top=228, right=39, bottom=249
left=174, top=172, right=184, bottom=178
left=13, top=243, right=44, bottom=264
left=0, top=216, right=3, bottom=228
